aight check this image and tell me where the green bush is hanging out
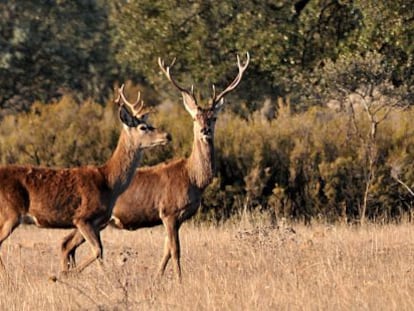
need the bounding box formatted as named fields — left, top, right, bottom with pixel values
left=2, top=95, right=414, bottom=224
left=0, top=96, right=118, bottom=167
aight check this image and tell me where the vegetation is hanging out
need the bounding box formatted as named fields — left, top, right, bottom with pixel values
left=0, top=0, right=116, bottom=115
left=0, top=0, right=413, bottom=223
left=2, top=222, right=414, bottom=310
left=1, top=88, right=413, bottom=224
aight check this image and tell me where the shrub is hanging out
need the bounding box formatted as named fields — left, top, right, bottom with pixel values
left=2, top=95, right=414, bottom=224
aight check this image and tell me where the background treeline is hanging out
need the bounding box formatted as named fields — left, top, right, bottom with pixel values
left=0, top=0, right=413, bottom=223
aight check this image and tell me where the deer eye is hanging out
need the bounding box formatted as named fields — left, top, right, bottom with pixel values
left=138, top=124, right=148, bottom=132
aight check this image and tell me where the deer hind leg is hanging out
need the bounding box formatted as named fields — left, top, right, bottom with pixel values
left=158, top=217, right=181, bottom=280
left=0, top=213, right=20, bottom=271
left=61, top=229, right=85, bottom=272
left=73, top=221, right=103, bottom=273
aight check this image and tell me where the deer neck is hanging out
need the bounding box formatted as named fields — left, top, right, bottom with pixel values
left=100, top=130, right=142, bottom=196
left=187, top=134, right=215, bottom=189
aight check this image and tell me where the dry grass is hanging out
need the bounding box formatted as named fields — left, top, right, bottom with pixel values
left=1, top=219, right=414, bottom=310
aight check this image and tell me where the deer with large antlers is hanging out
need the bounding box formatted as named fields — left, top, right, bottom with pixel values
left=0, top=85, right=171, bottom=274
left=61, top=53, right=250, bottom=280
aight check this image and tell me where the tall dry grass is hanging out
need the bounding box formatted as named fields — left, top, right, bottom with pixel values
left=1, top=219, right=414, bottom=310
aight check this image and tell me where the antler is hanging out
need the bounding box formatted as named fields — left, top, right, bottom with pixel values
left=116, top=84, right=146, bottom=117
left=158, top=58, right=197, bottom=104
left=211, top=52, right=250, bottom=109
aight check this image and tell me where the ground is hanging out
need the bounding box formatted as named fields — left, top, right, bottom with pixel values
left=1, top=219, right=414, bottom=310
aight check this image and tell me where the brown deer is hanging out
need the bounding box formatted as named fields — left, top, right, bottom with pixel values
left=0, top=85, right=171, bottom=273
left=61, top=53, right=250, bottom=279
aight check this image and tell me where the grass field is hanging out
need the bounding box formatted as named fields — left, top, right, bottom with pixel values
left=1, top=218, right=414, bottom=310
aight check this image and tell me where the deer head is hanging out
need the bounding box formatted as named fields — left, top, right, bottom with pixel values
left=158, top=53, right=250, bottom=144
left=115, top=84, right=171, bottom=148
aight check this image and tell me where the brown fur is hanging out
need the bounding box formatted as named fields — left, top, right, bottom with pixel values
left=0, top=88, right=171, bottom=274
left=62, top=54, right=249, bottom=280
left=113, top=159, right=197, bottom=230
left=113, top=131, right=215, bottom=228
left=62, top=115, right=215, bottom=279
left=111, top=109, right=216, bottom=280
left=0, top=165, right=108, bottom=229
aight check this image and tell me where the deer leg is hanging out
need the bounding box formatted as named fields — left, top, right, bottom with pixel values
left=0, top=214, right=20, bottom=272
left=61, top=229, right=85, bottom=272
left=157, top=236, right=171, bottom=277
left=67, top=232, right=86, bottom=269
left=158, top=218, right=181, bottom=280
left=61, top=229, right=76, bottom=271
left=61, top=219, right=109, bottom=272
left=169, top=224, right=181, bottom=281
left=73, top=221, right=103, bottom=273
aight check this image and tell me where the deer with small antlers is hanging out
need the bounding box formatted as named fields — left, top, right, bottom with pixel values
left=61, top=53, right=250, bottom=280
left=0, top=85, right=171, bottom=273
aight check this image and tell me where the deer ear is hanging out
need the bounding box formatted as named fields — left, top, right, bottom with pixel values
left=182, top=93, right=198, bottom=118
left=119, top=105, right=141, bottom=127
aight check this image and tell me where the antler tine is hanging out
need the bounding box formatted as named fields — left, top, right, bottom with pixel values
left=133, top=90, right=141, bottom=106
left=212, top=84, right=216, bottom=101
left=119, top=84, right=145, bottom=117
left=133, top=91, right=145, bottom=116
left=158, top=57, right=195, bottom=99
left=212, top=52, right=250, bottom=107
left=114, top=84, right=125, bottom=104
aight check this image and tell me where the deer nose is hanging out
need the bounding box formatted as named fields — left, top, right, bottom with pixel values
left=201, top=128, right=211, bottom=135
left=166, top=133, right=172, bottom=141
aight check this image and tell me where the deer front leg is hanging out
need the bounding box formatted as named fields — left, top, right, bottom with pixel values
left=170, top=226, right=181, bottom=281
left=61, top=219, right=110, bottom=272
left=61, top=229, right=85, bottom=272
left=72, top=220, right=103, bottom=273
left=0, top=214, right=20, bottom=272
left=158, top=217, right=181, bottom=280
left=158, top=236, right=171, bottom=277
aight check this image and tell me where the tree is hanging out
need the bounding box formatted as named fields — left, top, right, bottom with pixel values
left=0, top=0, right=117, bottom=116
left=110, top=0, right=363, bottom=109
left=353, top=0, right=414, bottom=87
left=316, top=52, right=411, bottom=224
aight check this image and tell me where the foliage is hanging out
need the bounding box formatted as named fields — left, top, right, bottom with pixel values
left=1, top=1, right=414, bottom=224
left=0, top=0, right=117, bottom=116
left=353, top=0, right=414, bottom=87
left=111, top=0, right=368, bottom=106
left=0, top=96, right=118, bottom=167
left=211, top=106, right=414, bottom=223
left=1, top=89, right=414, bottom=223
left=1, top=1, right=413, bottom=113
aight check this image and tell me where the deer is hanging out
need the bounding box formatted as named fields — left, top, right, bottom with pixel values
left=60, top=53, right=250, bottom=280
left=0, top=85, right=171, bottom=274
